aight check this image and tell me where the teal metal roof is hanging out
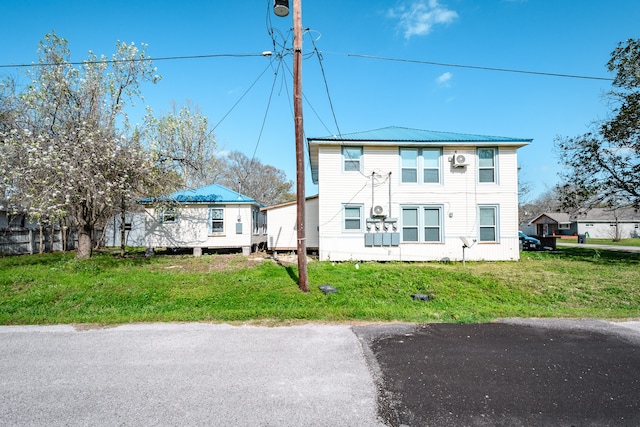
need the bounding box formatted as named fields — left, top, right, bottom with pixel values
left=308, top=126, right=532, bottom=144
left=138, top=183, right=258, bottom=205
left=307, top=126, right=533, bottom=184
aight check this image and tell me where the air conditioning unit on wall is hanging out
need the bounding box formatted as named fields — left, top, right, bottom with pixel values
left=371, top=204, right=389, bottom=218
left=452, top=153, right=468, bottom=168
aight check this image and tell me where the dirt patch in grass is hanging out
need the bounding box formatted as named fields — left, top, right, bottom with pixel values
left=149, top=253, right=271, bottom=274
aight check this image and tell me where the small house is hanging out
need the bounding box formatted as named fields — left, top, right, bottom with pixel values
left=262, top=195, right=319, bottom=253
left=139, top=183, right=267, bottom=255
left=530, top=208, right=640, bottom=239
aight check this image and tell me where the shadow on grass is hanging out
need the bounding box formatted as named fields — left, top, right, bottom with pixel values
left=274, top=259, right=299, bottom=284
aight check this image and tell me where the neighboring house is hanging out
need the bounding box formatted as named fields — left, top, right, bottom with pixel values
left=302, top=126, right=532, bottom=262
left=139, top=183, right=267, bottom=255
left=262, top=195, right=319, bottom=253
left=530, top=208, right=640, bottom=239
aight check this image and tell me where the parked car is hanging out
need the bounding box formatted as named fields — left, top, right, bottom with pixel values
left=519, top=231, right=541, bottom=251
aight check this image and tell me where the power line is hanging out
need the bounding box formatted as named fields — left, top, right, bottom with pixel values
left=330, top=52, right=614, bottom=82
left=0, top=53, right=267, bottom=69
left=309, top=33, right=341, bottom=137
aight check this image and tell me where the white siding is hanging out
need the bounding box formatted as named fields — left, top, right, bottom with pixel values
left=266, top=197, right=319, bottom=251
left=144, top=204, right=261, bottom=249
left=317, top=144, right=521, bottom=261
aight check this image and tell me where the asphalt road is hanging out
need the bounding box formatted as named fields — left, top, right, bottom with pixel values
left=1, top=320, right=639, bottom=426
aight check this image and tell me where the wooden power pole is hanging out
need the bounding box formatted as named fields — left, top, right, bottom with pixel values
left=275, top=0, right=308, bottom=291
left=292, top=0, right=308, bottom=292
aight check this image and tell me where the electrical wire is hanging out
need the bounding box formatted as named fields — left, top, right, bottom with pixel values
left=0, top=53, right=267, bottom=69
left=211, top=61, right=274, bottom=132
left=328, top=52, right=614, bottom=82
left=240, top=54, right=283, bottom=187
left=308, top=32, right=341, bottom=137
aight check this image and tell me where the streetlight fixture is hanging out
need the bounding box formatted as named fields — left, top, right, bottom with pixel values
left=274, top=0, right=308, bottom=292
left=274, top=0, right=289, bottom=17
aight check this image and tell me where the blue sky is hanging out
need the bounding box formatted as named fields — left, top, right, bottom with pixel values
left=1, top=0, right=639, bottom=201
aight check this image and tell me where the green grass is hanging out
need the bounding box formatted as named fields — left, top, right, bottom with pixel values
left=0, top=247, right=639, bottom=325
left=558, top=237, right=640, bottom=246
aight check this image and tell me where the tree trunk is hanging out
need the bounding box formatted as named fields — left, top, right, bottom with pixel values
left=38, top=224, right=44, bottom=254
left=76, top=223, right=93, bottom=258
left=120, top=198, right=126, bottom=257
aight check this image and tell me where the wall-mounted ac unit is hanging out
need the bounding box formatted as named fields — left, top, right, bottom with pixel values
left=452, top=153, right=468, bottom=168
left=371, top=204, right=389, bottom=218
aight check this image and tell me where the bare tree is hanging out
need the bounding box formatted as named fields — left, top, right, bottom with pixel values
left=216, top=151, right=294, bottom=206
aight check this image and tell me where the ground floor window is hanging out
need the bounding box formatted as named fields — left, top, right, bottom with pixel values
left=343, top=204, right=363, bottom=231
left=478, top=205, right=498, bottom=242
left=208, top=207, right=224, bottom=234
left=401, top=205, right=443, bottom=243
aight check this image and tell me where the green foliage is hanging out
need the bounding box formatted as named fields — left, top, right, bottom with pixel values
left=555, top=38, right=640, bottom=210
left=0, top=248, right=639, bottom=325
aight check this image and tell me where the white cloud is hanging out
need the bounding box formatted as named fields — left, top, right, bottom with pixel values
left=436, top=72, right=453, bottom=86
left=389, top=0, right=458, bottom=39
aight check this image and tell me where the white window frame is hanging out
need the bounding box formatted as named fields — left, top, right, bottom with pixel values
left=400, top=148, right=418, bottom=183
left=399, top=147, right=442, bottom=184
left=401, top=205, right=443, bottom=243
left=478, top=205, right=499, bottom=242
left=342, top=146, right=363, bottom=173
left=208, top=206, right=225, bottom=235
left=160, top=207, right=178, bottom=224
left=477, top=147, right=497, bottom=184
left=343, top=204, right=363, bottom=232
left=422, top=148, right=441, bottom=184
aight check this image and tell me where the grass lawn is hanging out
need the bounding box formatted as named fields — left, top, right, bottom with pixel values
left=1, top=247, right=639, bottom=325
left=557, top=237, right=640, bottom=247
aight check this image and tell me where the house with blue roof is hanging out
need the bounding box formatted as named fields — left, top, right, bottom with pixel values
left=302, top=126, right=532, bottom=261
left=139, top=183, right=267, bottom=255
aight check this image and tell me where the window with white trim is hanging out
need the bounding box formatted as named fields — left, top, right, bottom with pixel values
left=343, top=146, right=363, bottom=172
left=160, top=207, right=178, bottom=223
left=478, top=205, right=498, bottom=242
left=208, top=207, right=224, bottom=234
left=401, top=205, right=443, bottom=242
left=422, top=148, right=441, bottom=183
left=343, top=204, right=363, bottom=231
left=400, top=148, right=418, bottom=183
left=478, top=148, right=497, bottom=183
left=399, top=147, right=442, bottom=184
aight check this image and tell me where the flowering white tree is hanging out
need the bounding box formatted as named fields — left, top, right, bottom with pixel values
left=0, top=32, right=163, bottom=258
left=143, top=101, right=219, bottom=189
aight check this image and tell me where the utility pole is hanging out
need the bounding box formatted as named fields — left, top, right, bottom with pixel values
left=275, top=0, right=308, bottom=292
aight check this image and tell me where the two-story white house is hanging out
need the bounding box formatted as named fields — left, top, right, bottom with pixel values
left=305, top=126, right=532, bottom=262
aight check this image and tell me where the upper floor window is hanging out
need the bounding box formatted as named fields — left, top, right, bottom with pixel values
left=208, top=207, right=224, bottom=234
left=343, top=204, right=363, bottom=231
left=343, top=146, right=363, bottom=172
left=423, top=148, right=440, bottom=183
left=478, top=148, right=496, bottom=183
left=400, top=148, right=418, bottom=183
left=400, top=147, right=441, bottom=184
left=478, top=205, right=498, bottom=242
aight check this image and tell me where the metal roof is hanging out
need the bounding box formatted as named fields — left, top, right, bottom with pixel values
left=307, top=126, right=532, bottom=144
left=307, top=126, right=532, bottom=184
left=138, top=183, right=258, bottom=205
